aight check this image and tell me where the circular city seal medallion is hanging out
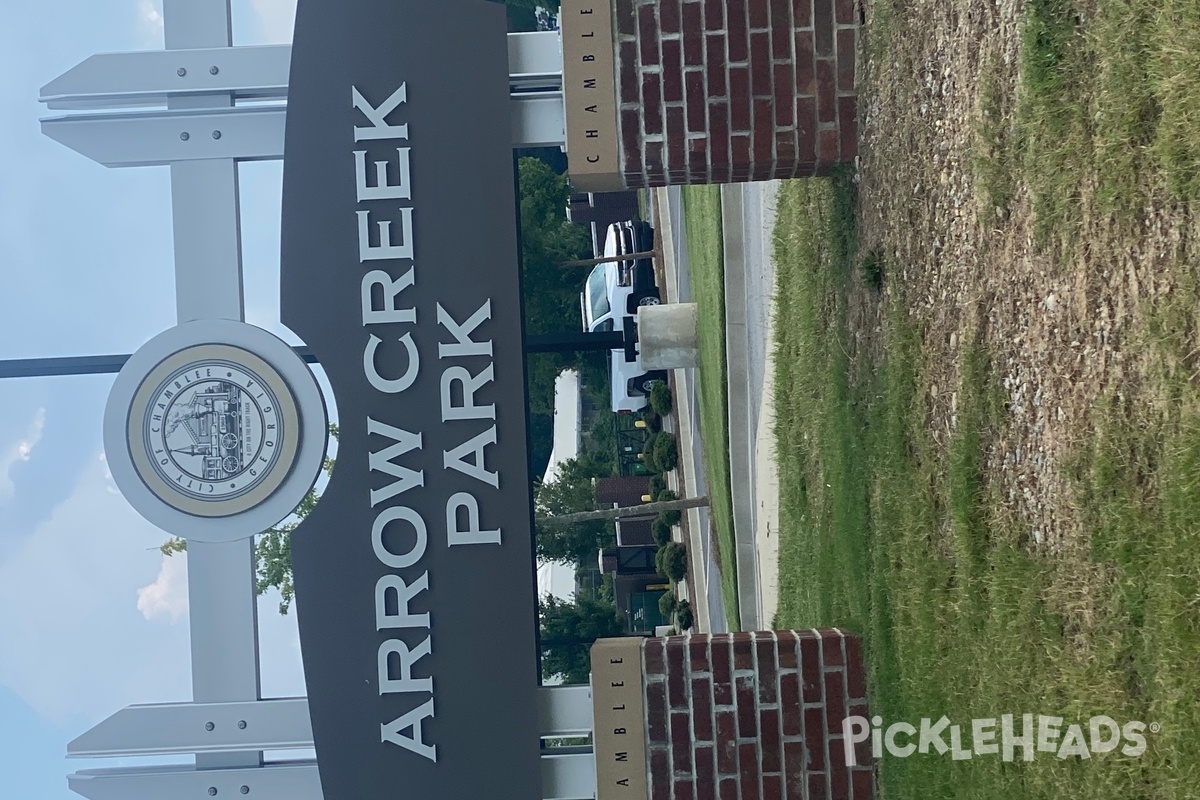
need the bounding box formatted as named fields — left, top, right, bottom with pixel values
left=127, top=344, right=300, bottom=517
left=105, top=321, right=327, bottom=542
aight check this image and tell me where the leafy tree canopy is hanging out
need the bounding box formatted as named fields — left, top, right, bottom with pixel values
left=517, top=156, right=591, bottom=336
left=505, top=0, right=562, bottom=14
left=535, top=455, right=615, bottom=566
left=539, top=593, right=623, bottom=683
left=515, top=155, right=594, bottom=473
left=159, top=424, right=339, bottom=615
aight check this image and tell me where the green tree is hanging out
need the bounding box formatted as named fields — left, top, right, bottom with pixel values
left=535, top=455, right=615, bottom=565
left=651, top=432, right=678, bottom=472
left=254, top=424, right=340, bottom=614
left=649, top=381, right=672, bottom=416
left=677, top=600, right=694, bottom=631
left=517, top=156, right=590, bottom=336
left=658, top=592, right=677, bottom=617
left=504, top=3, right=537, bottom=33
left=159, top=424, right=339, bottom=615
left=506, top=0, right=561, bottom=15
left=651, top=516, right=672, bottom=546
left=656, top=542, right=688, bottom=583
left=516, top=155, right=593, bottom=473
left=539, top=593, right=623, bottom=683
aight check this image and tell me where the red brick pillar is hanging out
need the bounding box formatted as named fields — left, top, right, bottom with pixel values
left=610, top=0, right=859, bottom=187
left=643, top=630, right=874, bottom=800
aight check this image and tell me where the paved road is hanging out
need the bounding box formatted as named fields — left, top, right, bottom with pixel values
left=737, top=181, right=780, bottom=454
left=733, top=181, right=782, bottom=626
left=719, top=181, right=783, bottom=629
left=664, top=186, right=729, bottom=634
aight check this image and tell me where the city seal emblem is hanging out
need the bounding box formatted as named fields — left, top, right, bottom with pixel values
left=105, top=320, right=328, bottom=543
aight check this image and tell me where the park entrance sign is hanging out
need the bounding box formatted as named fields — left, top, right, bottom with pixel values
left=35, top=0, right=605, bottom=796
left=280, top=1, right=541, bottom=799
left=27, top=0, right=880, bottom=797
left=35, top=0, right=601, bottom=792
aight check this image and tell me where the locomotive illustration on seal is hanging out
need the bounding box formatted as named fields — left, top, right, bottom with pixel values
left=162, top=380, right=255, bottom=482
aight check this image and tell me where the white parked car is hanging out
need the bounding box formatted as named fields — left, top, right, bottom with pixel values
left=580, top=220, right=668, bottom=413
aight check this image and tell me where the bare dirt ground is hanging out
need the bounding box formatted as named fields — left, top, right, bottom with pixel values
left=854, top=0, right=1199, bottom=569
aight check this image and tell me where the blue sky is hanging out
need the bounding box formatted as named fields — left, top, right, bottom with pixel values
left=0, top=1, right=307, bottom=796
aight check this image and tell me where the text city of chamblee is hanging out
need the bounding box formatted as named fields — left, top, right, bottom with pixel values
left=351, top=82, right=508, bottom=763
left=575, top=4, right=606, bottom=165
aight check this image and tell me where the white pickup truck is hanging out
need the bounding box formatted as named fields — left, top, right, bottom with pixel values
left=580, top=220, right=668, bottom=413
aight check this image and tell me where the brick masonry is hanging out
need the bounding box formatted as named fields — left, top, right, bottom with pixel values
left=612, top=0, right=859, bottom=187
left=642, top=629, right=875, bottom=800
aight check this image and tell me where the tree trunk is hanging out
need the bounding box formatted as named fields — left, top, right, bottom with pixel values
left=536, top=496, right=709, bottom=525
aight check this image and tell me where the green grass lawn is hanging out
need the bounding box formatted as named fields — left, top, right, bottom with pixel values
left=770, top=0, right=1200, bottom=793
left=679, top=184, right=740, bottom=626
left=975, top=0, right=1200, bottom=243
left=773, top=170, right=1200, bottom=797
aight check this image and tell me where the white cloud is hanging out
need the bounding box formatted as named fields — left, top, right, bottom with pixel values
left=137, top=553, right=189, bottom=623
left=0, top=452, right=308, bottom=723
left=0, top=452, right=191, bottom=723
left=0, top=408, right=46, bottom=498
left=252, top=0, right=297, bottom=43
left=99, top=452, right=120, bottom=494
left=136, top=0, right=164, bottom=45
left=138, top=0, right=162, bottom=27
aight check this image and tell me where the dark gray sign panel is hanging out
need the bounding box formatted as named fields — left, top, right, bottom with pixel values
left=279, top=2, right=542, bottom=798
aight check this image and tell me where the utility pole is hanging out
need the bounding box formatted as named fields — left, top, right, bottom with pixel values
left=558, top=250, right=655, bottom=269
left=536, top=496, right=709, bottom=526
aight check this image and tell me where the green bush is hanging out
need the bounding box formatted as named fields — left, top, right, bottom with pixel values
left=649, top=381, right=673, bottom=415
left=639, top=409, right=662, bottom=433
left=677, top=600, right=694, bottom=630
left=658, top=592, right=677, bottom=617
left=657, top=542, right=688, bottom=582
left=641, top=434, right=660, bottom=473
left=656, top=488, right=678, bottom=502
left=653, top=545, right=668, bottom=578
left=648, top=475, right=666, bottom=498
left=651, top=516, right=673, bottom=546
left=652, top=432, right=678, bottom=472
